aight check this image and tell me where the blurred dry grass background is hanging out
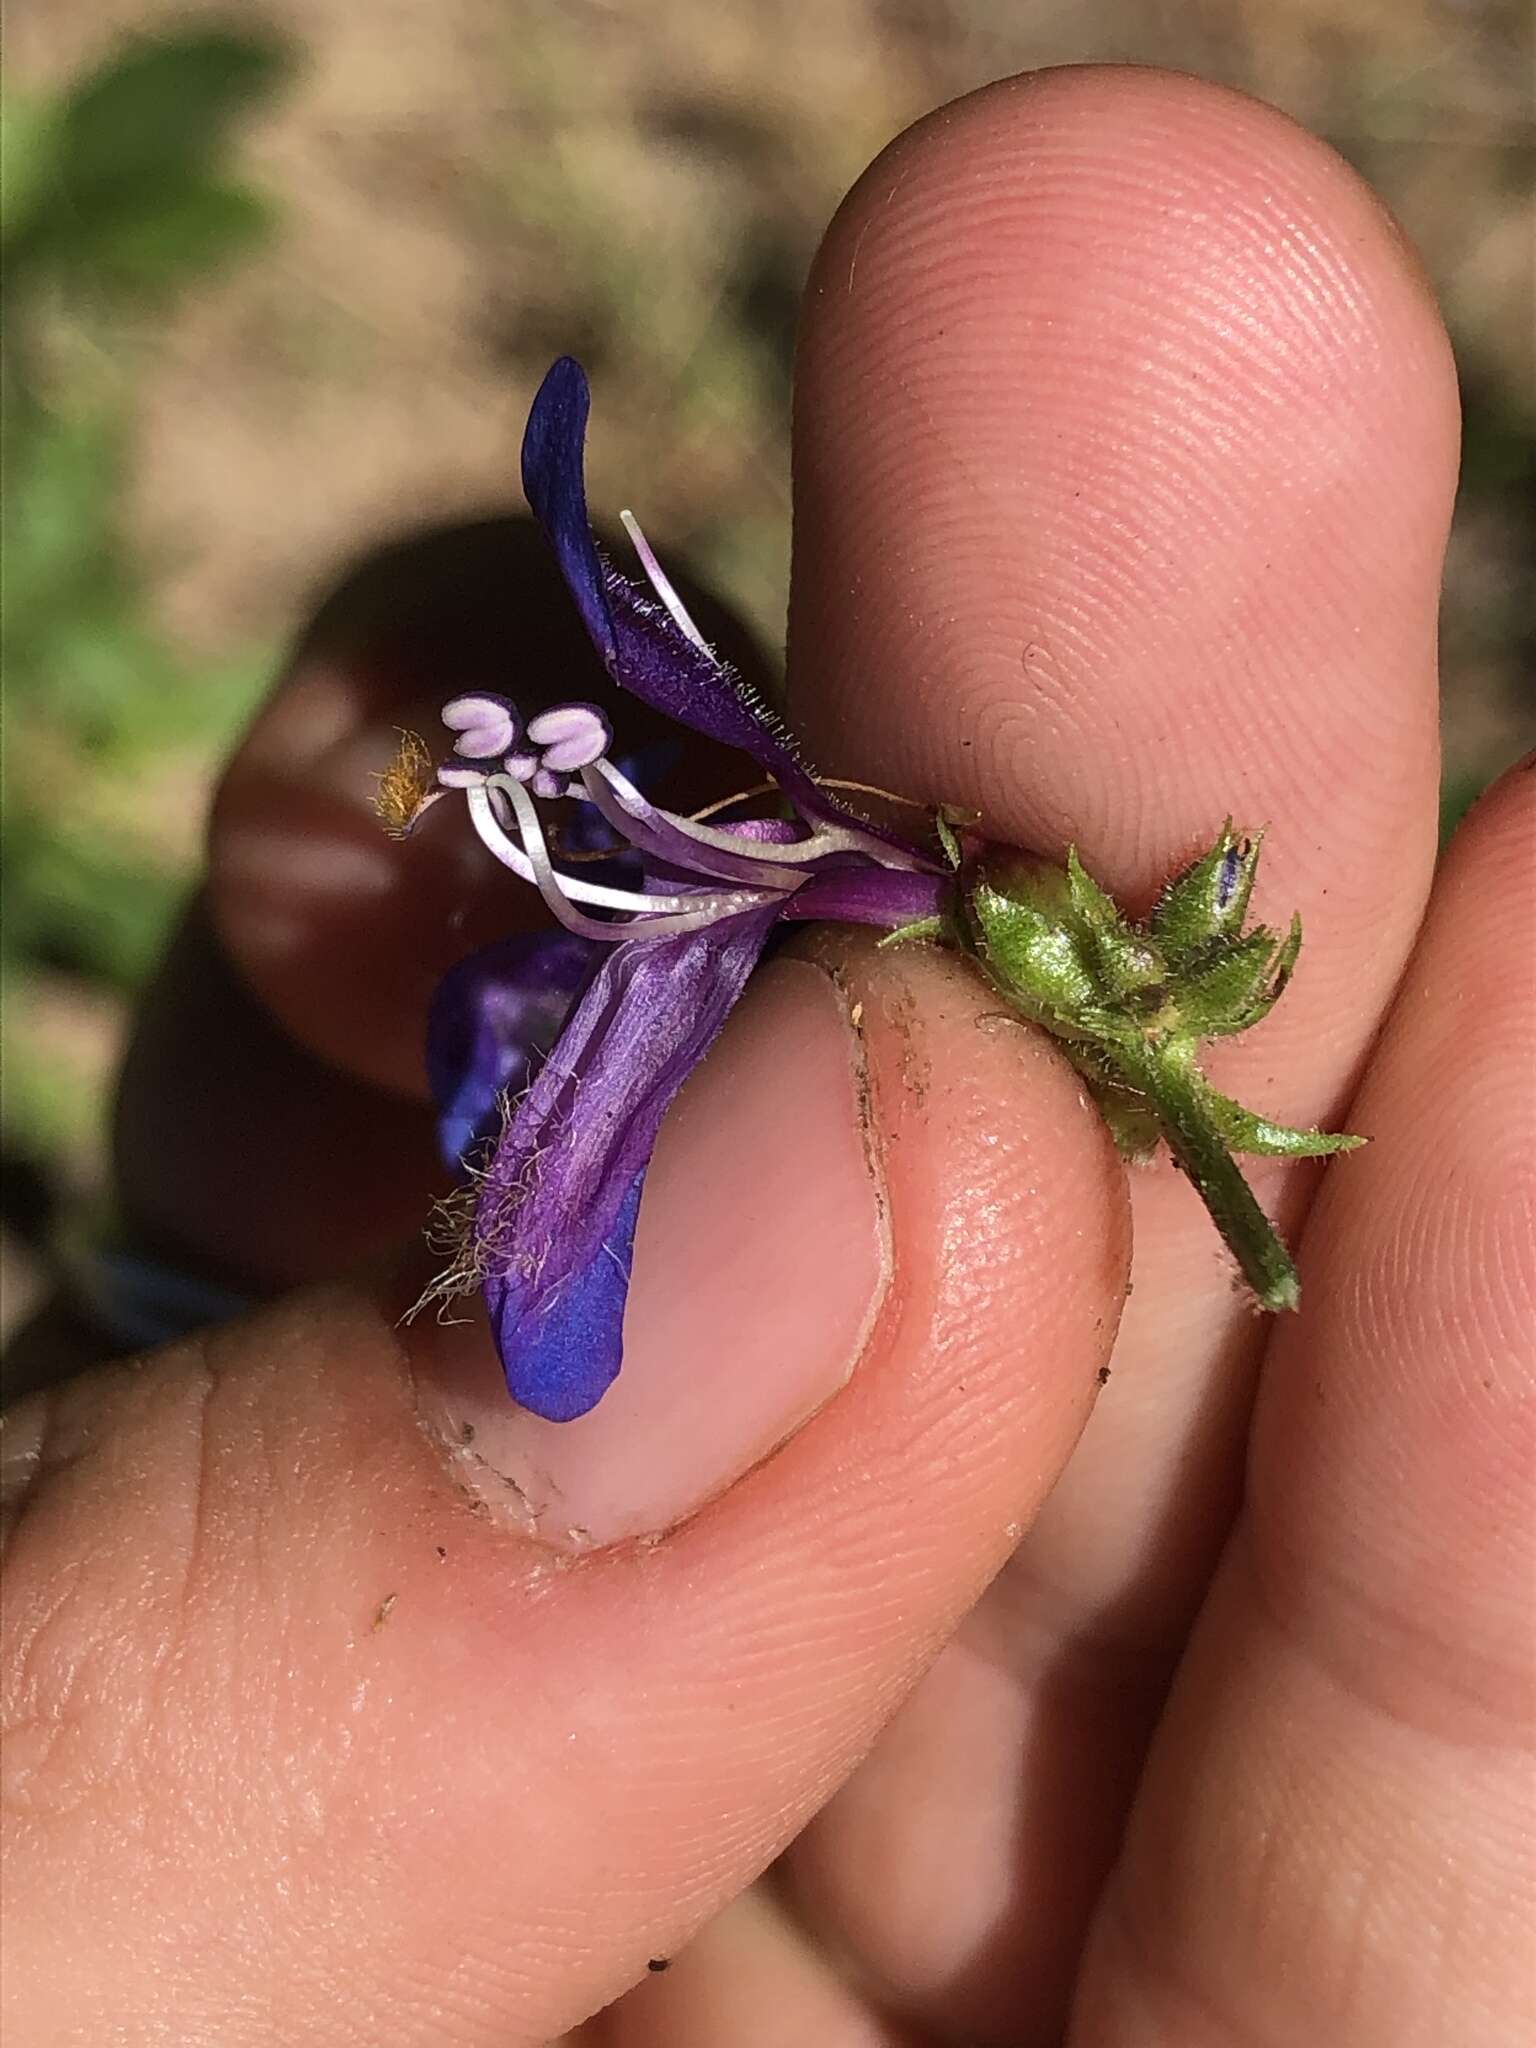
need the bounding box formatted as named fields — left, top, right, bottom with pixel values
left=3, top=0, right=1532, bottom=1325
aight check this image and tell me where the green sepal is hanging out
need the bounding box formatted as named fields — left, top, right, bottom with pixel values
left=1171, top=914, right=1300, bottom=1038
left=1239, top=913, right=1301, bottom=1030
left=1150, top=821, right=1263, bottom=961
left=1063, top=844, right=1125, bottom=936
left=1206, top=1090, right=1366, bottom=1158
left=1066, top=849, right=1164, bottom=1003
left=934, top=808, right=965, bottom=871
left=878, top=914, right=947, bottom=949
left=1080, top=1070, right=1164, bottom=1159
left=968, top=875, right=1102, bottom=1036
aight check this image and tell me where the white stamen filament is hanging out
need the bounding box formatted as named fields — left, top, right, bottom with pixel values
left=584, top=757, right=921, bottom=872
left=575, top=765, right=808, bottom=892
left=469, top=777, right=768, bottom=943
left=620, top=509, right=710, bottom=652
left=466, top=783, right=679, bottom=911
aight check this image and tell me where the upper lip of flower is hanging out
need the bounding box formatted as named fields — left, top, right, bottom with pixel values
left=398, top=356, right=947, bottom=1424
left=400, top=354, right=944, bottom=948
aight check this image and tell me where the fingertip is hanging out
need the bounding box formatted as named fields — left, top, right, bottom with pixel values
left=1449, top=742, right=1536, bottom=866
left=1077, top=740, right=1535, bottom=2046
left=792, top=62, right=1458, bottom=857
left=790, top=61, right=1461, bottom=1219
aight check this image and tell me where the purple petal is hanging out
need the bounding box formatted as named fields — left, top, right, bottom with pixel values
left=521, top=359, right=824, bottom=807
left=485, top=1174, right=644, bottom=1423
left=474, top=907, right=778, bottom=1419
left=517, top=358, right=618, bottom=662
left=426, top=932, right=597, bottom=1168
left=783, top=864, right=948, bottom=930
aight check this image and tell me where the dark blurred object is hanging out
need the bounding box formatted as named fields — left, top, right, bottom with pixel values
left=1440, top=357, right=1536, bottom=835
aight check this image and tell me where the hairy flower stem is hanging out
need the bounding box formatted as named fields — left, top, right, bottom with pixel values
left=1112, top=1040, right=1300, bottom=1310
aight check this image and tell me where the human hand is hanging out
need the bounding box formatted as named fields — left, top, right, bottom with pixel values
left=5, top=68, right=1530, bottom=2047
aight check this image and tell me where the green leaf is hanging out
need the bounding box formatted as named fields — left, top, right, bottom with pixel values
left=1205, top=1090, right=1366, bottom=1159
left=75, top=180, right=275, bottom=299
left=6, top=26, right=293, bottom=300
left=0, top=93, right=62, bottom=246
left=56, top=26, right=293, bottom=192
left=1, top=806, right=186, bottom=988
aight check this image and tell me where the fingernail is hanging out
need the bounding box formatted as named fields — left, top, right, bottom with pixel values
left=409, top=958, right=890, bottom=1546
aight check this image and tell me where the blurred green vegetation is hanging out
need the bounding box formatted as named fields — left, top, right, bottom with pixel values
left=2, top=24, right=292, bottom=1173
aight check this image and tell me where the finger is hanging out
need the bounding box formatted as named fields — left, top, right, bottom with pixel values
left=1, top=901, right=446, bottom=1404
left=784, top=66, right=1459, bottom=2036
left=1075, top=761, right=1535, bottom=2043
left=570, top=1888, right=910, bottom=2048
left=1, top=937, right=1128, bottom=2046
left=113, top=902, right=441, bottom=1292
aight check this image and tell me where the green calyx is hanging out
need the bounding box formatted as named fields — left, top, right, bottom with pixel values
left=965, top=823, right=1362, bottom=1312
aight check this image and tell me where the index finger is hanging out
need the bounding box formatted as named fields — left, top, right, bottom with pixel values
left=782, top=66, right=1461, bottom=2032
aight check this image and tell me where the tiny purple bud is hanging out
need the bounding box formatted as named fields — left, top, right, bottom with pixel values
left=503, top=752, right=540, bottom=783
left=443, top=692, right=520, bottom=761
left=527, top=702, right=611, bottom=773
left=437, top=762, right=488, bottom=789
left=1216, top=840, right=1245, bottom=910
left=532, top=766, right=568, bottom=800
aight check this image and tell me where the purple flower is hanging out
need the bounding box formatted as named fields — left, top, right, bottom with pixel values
left=406, top=359, right=947, bottom=1421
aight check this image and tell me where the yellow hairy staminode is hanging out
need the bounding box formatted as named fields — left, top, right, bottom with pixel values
left=373, top=730, right=437, bottom=838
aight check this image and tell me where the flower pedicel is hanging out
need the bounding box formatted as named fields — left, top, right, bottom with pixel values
left=380, top=358, right=1360, bottom=1423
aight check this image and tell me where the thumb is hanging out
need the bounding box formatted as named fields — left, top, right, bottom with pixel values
left=1, top=936, right=1126, bottom=2045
